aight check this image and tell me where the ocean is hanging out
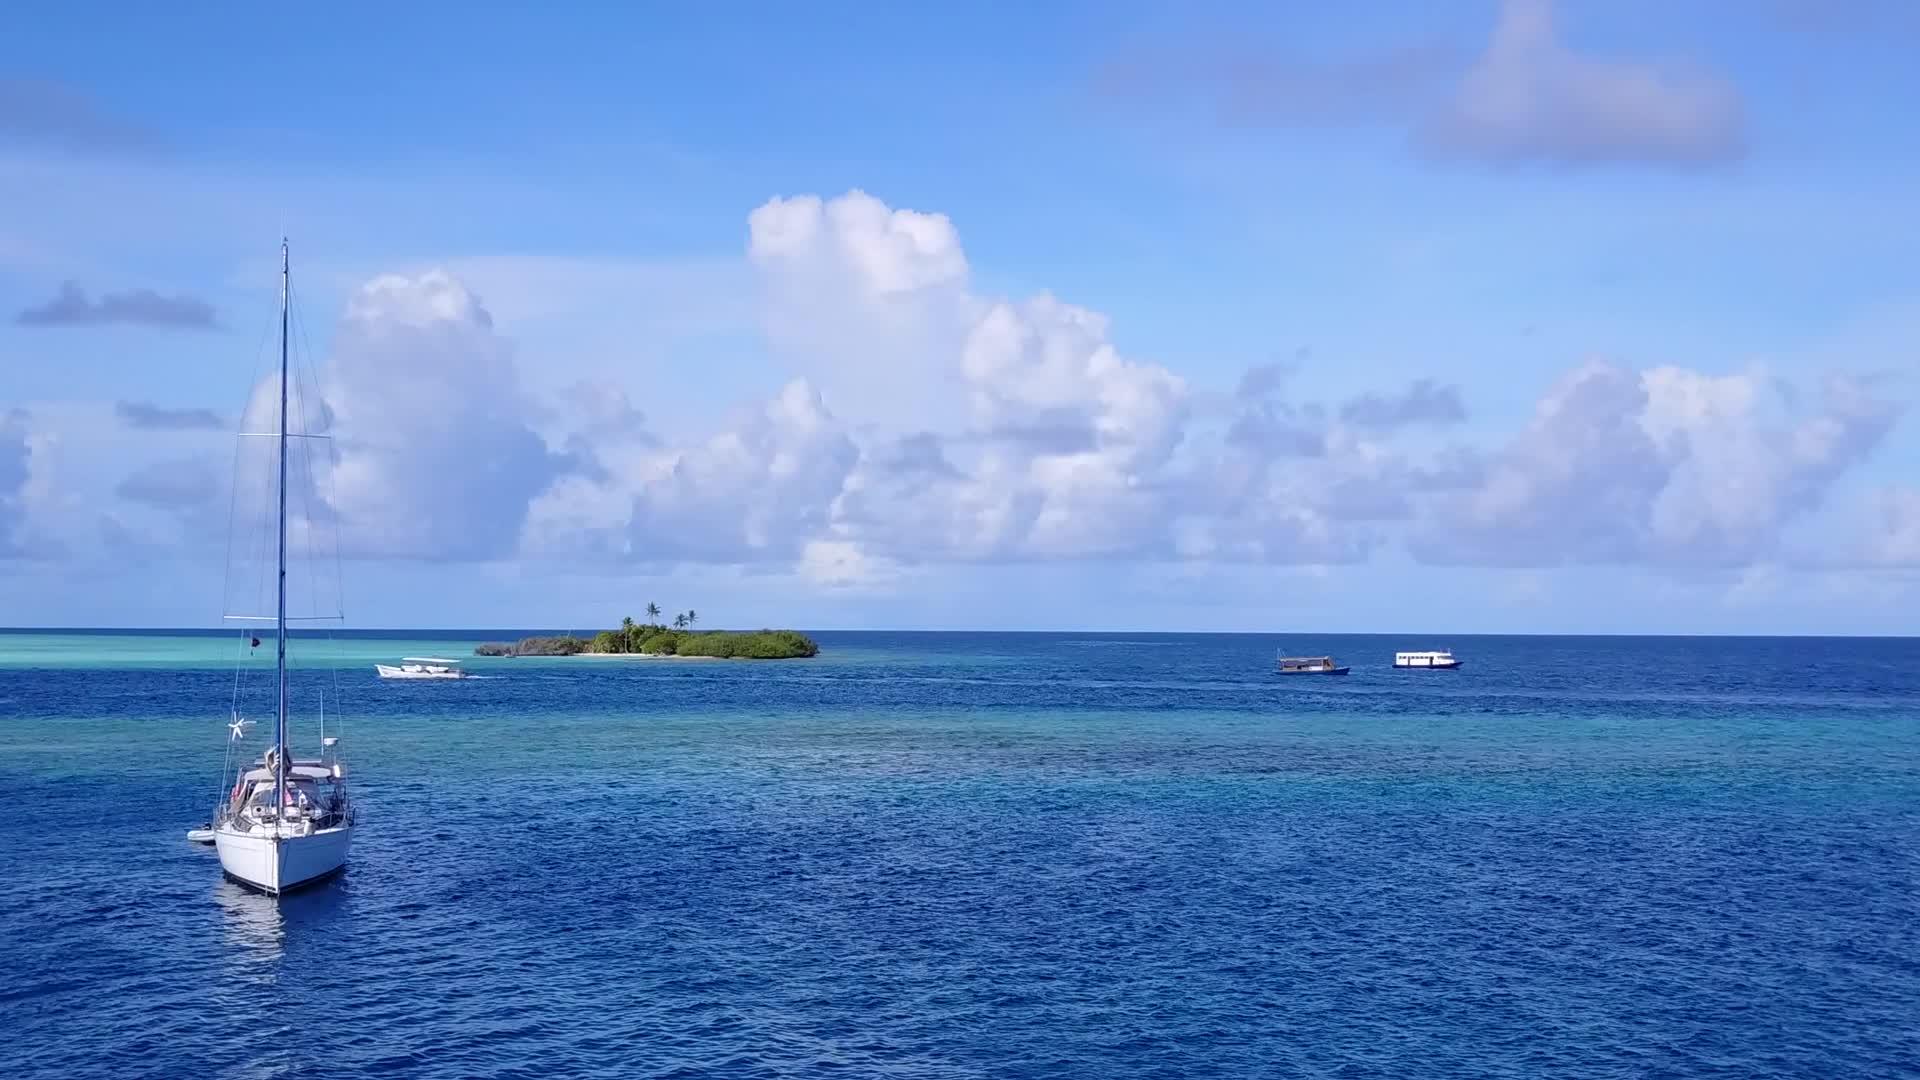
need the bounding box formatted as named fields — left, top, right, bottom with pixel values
left=0, top=630, right=1915, bottom=1078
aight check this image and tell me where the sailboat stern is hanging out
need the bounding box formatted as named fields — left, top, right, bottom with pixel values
left=214, top=826, right=352, bottom=895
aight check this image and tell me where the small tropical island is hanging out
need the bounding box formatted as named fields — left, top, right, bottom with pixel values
left=475, top=604, right=818, bottom=660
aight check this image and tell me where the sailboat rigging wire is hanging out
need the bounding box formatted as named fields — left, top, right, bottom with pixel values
left=288, top=289, right=328, bottom=623
left=221, top=306, right=278, bottom=625
left=289, top=287, right=350, bottom=760
left=292, top=289, right=346, bottom=626
left=218, top=300, right=280, bottom=809
left=220, top=629, right=249, bottom=817
left=246, top=417, right=276, bottom=634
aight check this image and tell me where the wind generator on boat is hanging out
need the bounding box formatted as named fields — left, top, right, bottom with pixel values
left=199, top=240, right=356, bottom=895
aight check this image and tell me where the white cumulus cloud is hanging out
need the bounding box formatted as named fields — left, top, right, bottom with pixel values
left=747, top=190, right=976, bottom=428
left=748, top=189, right=1193, bottom=564
left=230, top=270, right=567, bottom=563
left=1415, top=362, right=1897, bottom=567
left=28, top=192, right=1902, bottom=603
left=324, top=271, right=566, bottom=559
left=626, top=379, right=859, bottom=562
left=528, top=190, right=1199, bottom=572
left=526, top=377, right=860, bottom=564
left=539, top=192, right=1902, bottom=582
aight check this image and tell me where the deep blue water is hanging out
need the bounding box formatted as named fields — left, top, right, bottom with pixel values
left=1, top=631, right=1916, bottom=1078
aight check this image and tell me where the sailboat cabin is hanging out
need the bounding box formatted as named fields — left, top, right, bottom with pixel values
left=228, top=759, right=348, bottom=827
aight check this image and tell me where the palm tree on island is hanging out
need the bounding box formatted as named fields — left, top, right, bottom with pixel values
left=674, top=613, right=688, bottom=630
left=646, top=601, right=661, bottom=627
left=686, top=609, right=697, bottom=629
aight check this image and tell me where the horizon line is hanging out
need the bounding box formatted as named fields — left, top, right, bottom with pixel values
left=0, top=626, right=1913, bottom=641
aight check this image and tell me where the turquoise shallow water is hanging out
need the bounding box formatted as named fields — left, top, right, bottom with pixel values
left=1, top=630, right=1916, bottom=1078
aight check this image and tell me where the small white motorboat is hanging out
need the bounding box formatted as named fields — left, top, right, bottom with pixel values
left=374, top=657, right=471, bottom=680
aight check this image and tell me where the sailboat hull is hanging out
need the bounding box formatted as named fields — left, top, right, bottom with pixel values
left=214, top=826, right=352, bottom=895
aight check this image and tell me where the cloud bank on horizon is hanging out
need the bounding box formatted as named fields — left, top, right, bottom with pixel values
left=5, top=189, right=1910, bottom=586
left=1, top=0, right=1916, bottom=631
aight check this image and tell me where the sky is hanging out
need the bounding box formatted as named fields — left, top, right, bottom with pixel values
left=2, top=0, right=1918, bottom=634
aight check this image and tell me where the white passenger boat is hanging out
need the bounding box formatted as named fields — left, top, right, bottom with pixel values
left=375, top=657, right=470, bottom=680
left=1394, top=649, right=1463, bottom=670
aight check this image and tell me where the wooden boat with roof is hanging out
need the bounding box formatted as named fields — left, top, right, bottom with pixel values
left=1276, top=654, right=1350, bottom=675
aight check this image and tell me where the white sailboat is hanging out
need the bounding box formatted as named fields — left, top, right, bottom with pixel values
left=210, top=240, right=355, bottom=895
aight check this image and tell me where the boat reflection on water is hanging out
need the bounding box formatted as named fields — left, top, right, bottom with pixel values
left=214, top=879, right=284, bottom=967
left=213, top=872, right=351, bottom=974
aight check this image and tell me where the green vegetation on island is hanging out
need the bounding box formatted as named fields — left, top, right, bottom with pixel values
left=473, top=636, right=587, bottom=657
left=476, top=607, right=818, bottom=660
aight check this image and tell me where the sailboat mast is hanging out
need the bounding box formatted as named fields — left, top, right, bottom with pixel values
left=275, top=238, right=290, bottom=809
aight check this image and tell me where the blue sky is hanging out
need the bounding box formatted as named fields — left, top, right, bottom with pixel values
left=3, top=0, right=1917, bottom=633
